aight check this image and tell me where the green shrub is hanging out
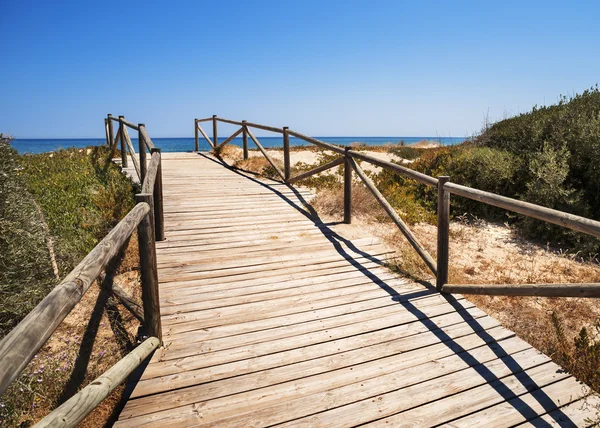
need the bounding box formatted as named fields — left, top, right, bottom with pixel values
left=0, top=145, right=136, bottom=340
left=19, top=147, right=136, bottom=276
left=0, top=135, right=56, bottom=337
left=388, top=146, right=426, bottom=160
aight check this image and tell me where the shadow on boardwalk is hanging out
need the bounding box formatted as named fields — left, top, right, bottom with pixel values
left=200, top=152, right=572, bottom=426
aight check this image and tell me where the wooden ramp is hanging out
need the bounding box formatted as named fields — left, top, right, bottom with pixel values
left=116, top=152, right=596, bottom=427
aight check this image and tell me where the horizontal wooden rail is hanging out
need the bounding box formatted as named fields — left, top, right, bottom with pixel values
left=216, top=118, right=243, bottom=127
left=0, top=203, right=150, bottom=395
left=34, top=337, right=160, bottom=428
left=442, top=283, right=600, bottom=298
left=197, top=115, right=600, bottom=299
left=444, top=182, right=600, bottom=239
left=109, top=116, right=140, bottom=131
left=244, top=121, right=284, bottom=134
left=286, top=129, right=345, bottom=154
left=349, top=157, right=437, bottom=275
left=288, top=157, right=344, bottom=184
left=196, top=117, right=213, bottom=123
left=348, top=150, right=439, bottom=187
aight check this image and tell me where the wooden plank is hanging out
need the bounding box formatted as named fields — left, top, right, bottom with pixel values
left=113, top=152, right=597, bottom=426
left=188, top=337, right=535, bottom=427
left=365, top=362, right=571, bottom=427
left=118, top=310, right=500, bottom=420
left=117, top=321, right=523, bottom=425
left=158, top=293, right=471, bottom=361
left=441, top=376, right=590, bottom=427
left=515, top=395, right=600, bottom=427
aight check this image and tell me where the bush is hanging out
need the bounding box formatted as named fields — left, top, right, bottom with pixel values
left=19, top=147, right=136, bottom=276
left=0, top=135, right=56, bottom=337
left=0, top=145, right=136, bottom=340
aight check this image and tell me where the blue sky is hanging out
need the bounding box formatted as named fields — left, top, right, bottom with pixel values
left=2, top=0, right=599, bottom=138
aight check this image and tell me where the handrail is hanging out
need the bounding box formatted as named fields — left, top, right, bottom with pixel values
left=34, top=337, right=160, bottom=428
left=442, top=283, right=600, bottom=297
left=0, top=202, right=150, bottom=395
left=0, top=115, right=166, bottom=424
left=444, top=182, right=600, bottom=238
left=348, top=149, right=439, bottom=187
left=195, top=115, right=600, bottom=299
left=109, top=116, right=140, bottom=131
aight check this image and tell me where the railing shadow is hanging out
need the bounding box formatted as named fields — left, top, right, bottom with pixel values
left=199, top=151, right=571, bottom=425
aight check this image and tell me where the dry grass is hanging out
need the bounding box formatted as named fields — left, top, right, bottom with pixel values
left=211, top=144, right=244, bottom=161
left=311, top=184, right=388, bottom=221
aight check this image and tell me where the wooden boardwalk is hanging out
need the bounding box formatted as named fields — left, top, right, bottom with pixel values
left=115, top=152, right=597, bottom=427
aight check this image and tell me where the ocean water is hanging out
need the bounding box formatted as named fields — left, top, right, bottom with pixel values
left=12, top=136, right=466, bottom=154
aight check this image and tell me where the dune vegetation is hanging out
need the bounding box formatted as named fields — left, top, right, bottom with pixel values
left=216, top=87, right=600, bottom=399
left=0, top=140, right=141, bottom=426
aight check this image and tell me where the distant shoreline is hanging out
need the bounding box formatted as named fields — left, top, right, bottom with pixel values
left=12, top=136, right=466, bottom=154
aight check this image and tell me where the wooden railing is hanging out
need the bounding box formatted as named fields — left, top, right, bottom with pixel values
left=0, top=115, right=165, bottom=427
left=195, top=115, right=600, bottom=299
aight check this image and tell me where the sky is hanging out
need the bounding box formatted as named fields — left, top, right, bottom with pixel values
left=2, top=0, right=600, bottom=138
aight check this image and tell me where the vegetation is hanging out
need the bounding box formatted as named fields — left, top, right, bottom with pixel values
left=0, top=141, right=138, bottom=426
left=0, top=135, right=57, bottom=338
left=213, top=90, right=600, bottom=400
left=374, top=86, right=600, bottom=254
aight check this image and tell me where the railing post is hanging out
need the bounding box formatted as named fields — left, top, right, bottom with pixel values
left=151, top=148, right=165, bottom=242
left=135, top=193, right=162, bottom=342
left=283, top=126, right=290, bottom=182
left=107, top=114, right=115, bottom=149
left=119, top=116, right=128, bottom=168
left=212, top=115, right=218, bottom=147
left=344, top=147, right=352, bottom=224
left=437, top=175, right=450, bottom=291
left=194, top=119, right=199, bottom=151
left=242, top=120, right=249, bottom=160
left=138, top=124, right=147, bottom=184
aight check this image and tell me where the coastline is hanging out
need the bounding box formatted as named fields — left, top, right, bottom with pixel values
left=11, top=136, right=465, bottom=154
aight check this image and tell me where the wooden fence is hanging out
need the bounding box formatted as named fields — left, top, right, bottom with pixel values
left=0, top=115, right=165, bottom=427
left=195, top=115, right=600, bottom=299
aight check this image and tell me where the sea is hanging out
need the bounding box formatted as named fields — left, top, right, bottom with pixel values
left=11, top=136, right=465, bottom=154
